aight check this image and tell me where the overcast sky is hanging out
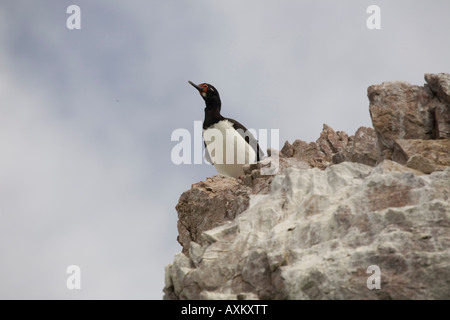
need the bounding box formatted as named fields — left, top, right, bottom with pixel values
left=1, top=0, right=449, bottom=299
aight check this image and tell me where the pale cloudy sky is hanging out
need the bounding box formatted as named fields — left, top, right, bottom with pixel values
left=0, top=0, right=449, bottom=299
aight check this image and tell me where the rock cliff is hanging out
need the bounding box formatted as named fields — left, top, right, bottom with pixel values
left=164, top=74, right=450, bottom=300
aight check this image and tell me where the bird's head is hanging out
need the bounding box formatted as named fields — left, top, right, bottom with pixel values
left=188, top=81, right=221, bottom=109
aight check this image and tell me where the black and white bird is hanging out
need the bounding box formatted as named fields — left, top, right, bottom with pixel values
left=188, top=81, right=264, bottom=178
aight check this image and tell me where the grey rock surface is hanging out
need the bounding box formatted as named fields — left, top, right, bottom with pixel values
left=165, top=162, right=450, bottom=299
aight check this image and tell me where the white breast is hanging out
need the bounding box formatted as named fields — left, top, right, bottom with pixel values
left=203, top=120, right=257, bottom=178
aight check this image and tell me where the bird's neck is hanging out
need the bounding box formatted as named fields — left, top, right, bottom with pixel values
left=203, top=96, right=223, bottom=129
left=203, top=105, right=224, bottom=129
left=204, top=95, right=221, bottom=110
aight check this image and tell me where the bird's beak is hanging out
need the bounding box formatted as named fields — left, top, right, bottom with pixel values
left=188, top=81, right=204, bottom=92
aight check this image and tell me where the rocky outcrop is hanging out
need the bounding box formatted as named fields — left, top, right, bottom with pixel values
left=280, top=124, right=378, bottom=170
left=368, top=73, right=450, bottom=170
left=165, top=162, right=450, bottom=299
left=392, top=139, right=450, bottom=174
left=425, top=73, right=450, bottom=139
left=164, top=74, right=450, bottom=300
left=176, top=177, right=251, bottom=256
left=332, top=126, right=378, bottom=166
